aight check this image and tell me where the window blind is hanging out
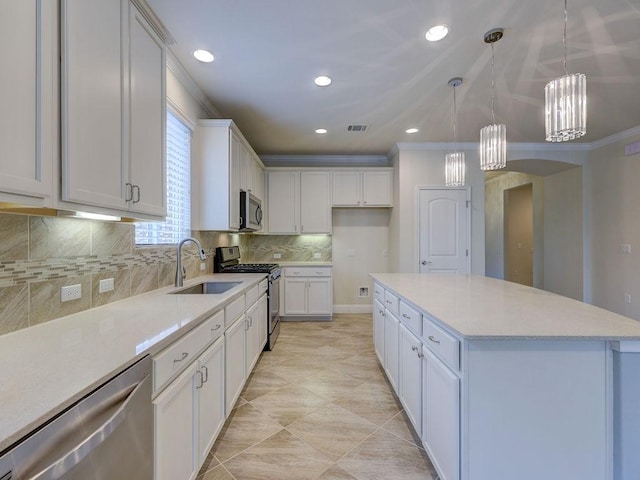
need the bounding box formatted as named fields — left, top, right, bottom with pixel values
left=135, top=110, right=191, bottom=245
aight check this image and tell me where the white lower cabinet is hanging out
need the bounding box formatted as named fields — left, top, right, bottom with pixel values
left=282, top=267, right=333, bottom=318
left=383, top=309, right=400, bottom=394
left=225, top=313, right=246, bottom=414
left=374, top=299, right=385, bottom=364
left=399, top=323, right=422, bottom=436
left=154, top=335, right=225, bottom=480
left=245, top=294, right=268, bottom=373
left=422, top=349, right=460, bottom=480
left=196, top=337, right=225, bottom=468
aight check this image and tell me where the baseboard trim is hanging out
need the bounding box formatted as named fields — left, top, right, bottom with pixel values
left=333, top=305, right=373, bottom=314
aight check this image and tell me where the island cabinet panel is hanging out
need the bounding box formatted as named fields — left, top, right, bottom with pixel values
left=463, top=340, right=608, bottom=480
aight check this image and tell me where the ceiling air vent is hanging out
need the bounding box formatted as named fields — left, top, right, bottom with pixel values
left=347, top=125, right=367, bottom=132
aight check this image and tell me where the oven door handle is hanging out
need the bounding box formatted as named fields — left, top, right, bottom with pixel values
left=28, top=377, right=148, bottom=480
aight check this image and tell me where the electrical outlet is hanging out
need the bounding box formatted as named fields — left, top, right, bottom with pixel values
left=347, top=249, right=356, bottom=257
left=273, top=253, right=282, bottom=259
left=625, top=293, right=632, bottom=304
left=200, top=262, right=207, bottom=271
left=313, top=253, right=322, bottom=259
left=622, top=244, right=632, bottom=254
left=99, top=278, right=114, bottom=293
left=61, top=284, right=82, bottom=302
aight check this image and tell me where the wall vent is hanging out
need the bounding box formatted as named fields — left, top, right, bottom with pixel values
left=347, top=125, right=368, bottom=132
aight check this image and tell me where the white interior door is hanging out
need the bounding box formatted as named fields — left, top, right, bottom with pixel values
left=418, top=188, right=470, bottom=273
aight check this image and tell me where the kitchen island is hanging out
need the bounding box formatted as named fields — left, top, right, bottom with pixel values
left=371, top=273, right=640, bottom=480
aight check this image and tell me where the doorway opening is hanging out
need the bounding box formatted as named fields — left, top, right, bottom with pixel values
left=504, top=183, right=533, bottom=286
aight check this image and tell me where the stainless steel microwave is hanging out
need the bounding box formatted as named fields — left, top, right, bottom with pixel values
left=239, top=191, right=263, bottom=231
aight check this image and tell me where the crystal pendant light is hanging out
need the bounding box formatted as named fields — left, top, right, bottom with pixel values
left=545, top=0, right=586, bottom=142
left=445, top=77, right=465, bottom=186
left=480, top=28, right=506, bottom=171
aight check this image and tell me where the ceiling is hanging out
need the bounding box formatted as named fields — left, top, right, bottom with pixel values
left=147, top=0, right=640, bottom=157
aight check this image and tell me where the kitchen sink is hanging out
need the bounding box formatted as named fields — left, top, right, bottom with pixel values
left=170, top=281, right=242, bottom=295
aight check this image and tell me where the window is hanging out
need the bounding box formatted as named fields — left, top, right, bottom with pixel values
left=135, top=110, right=191, bottom=245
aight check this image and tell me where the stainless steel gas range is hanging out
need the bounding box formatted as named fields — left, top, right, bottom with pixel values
left=214, top=246, right=281, bottom=350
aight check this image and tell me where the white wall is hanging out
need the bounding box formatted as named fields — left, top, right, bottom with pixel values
left=166, top=53, right=219, bottom=123
left=332, top=209, right=390, bottom=312
left=589, top=132, right=640, bottom=319
left=543, top=167, right=583, bottom=300
left=389, top=144, right=485, bottom=275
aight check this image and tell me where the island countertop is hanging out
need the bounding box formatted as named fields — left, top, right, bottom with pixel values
left=371, top=273, right=640, bottom=340
left=0, top=273, right=265, bottom=454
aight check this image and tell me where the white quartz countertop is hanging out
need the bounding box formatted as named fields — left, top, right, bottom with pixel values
left=371, top=273, right=640, bottom=340
left=278, top=262, right=333, bottom=267
left=0, top=273, right=266, bottom=453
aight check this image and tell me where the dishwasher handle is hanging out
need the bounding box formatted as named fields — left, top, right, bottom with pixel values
left=31, top=378, right=147, bottom=480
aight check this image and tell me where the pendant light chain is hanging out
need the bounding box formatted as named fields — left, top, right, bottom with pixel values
left=563, top=0, right=568, bottom=75
left=491, top=42, right=496, bottom=125
left=452, top=84, right=458, bottom=144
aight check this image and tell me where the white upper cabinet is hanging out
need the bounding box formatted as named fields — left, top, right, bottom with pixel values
left=61, top=0, right=166, bottom=218
left=266, top=170, right=331, bottom=234
left=332, top=169, right=393, bottom=207
left=0, top=0, right=56, bottom=206
left=193, top=120, right=263, bottom=231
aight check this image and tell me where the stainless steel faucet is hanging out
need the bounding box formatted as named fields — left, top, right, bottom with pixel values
left=175, top=237, right=207, bottom=287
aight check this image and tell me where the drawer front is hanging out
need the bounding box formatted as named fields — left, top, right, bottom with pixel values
left=384, top=290, right=399, bottom=316
left=259, top=278, right=269, bottom=293
left=245, top=284, right=260, bottom=306
left=285, top=267, right=332, bottom=277
left=225, top=295, right=246, bottom=327
left=423, top=317, right=460, bottom=372
left=399, top=302, right=422, bottom=336
left=374, top=283, right=384, bottom=303
left=154, top=314, right=220, bottom=393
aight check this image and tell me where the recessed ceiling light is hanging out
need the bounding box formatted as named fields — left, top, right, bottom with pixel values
left=314, top=75, right=332, bottom=87
left=315, top=128, right=328, bottom=134
left=406, top=128, right=419, bottom=134
left=425, top=25, right=449, bottom=42
left=193, top=49, right=214, bottom=63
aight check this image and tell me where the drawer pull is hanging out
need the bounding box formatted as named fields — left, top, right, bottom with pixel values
left=173, top=352, right=189, bottom=364
left=386, top=300, right=392, bottom=305
left=428, top=335, right=440, bottom=345
left=417, top=351, right=425, bottom=359
left=402, top=313, right=410, bottom=319
left=211, top=324, right=221, bottom=332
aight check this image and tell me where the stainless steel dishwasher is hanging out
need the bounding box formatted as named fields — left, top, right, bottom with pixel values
left=0, top=356, right=152, bottom=480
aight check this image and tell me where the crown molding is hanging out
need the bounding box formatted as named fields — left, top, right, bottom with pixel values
left=166, top=51, right=221, bottom=119
left=260, top=155, right=389, bottom=167
left=590, top=125, right=640, bottom=150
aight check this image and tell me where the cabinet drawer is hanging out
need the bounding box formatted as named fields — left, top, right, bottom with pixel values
left=384, top=290, right=399, bottom=316
left=153, top=311, right=222, bottom=393
left=259, top=278, right=269, bottom=293
left=225, top=295, right=246, bottom=327
left=399, top=302, right=422, bottom=336
left=423, top=317, right=460, bottom=372
left=374, top=283, right=384, bottom=303
left=245, top=284, right=260, bottom=306
left=285, top=267, right=331, bottom=277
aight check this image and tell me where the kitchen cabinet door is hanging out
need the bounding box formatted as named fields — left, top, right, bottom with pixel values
left=245, top=300, right=261, bottom=373
left=61, top=0, right=126, bottom=210
left=283, top=278, right=307, bottom=315
left=399, top=323, right=422, bottom=436
left=154, top=360, right=198, bottom=480
left=384, top=309, right=400, bottom=394
left=196, top=337, right=225, bottom=469
left=267, top=171, right=299, bottom=233
left=423, top=349, right=460, bottom=480
left=300, top=171, right=331, bottom=233
left=332, top=171, right=361, bottom=206
left=0, top=0, right=54, bottom=205
left=128, top=2, right=166, bottom=216
left=257, top=293, right=268, bottom=351
left=362, top=170, right=392, bottom=206
left=225, top=314, right=246, bottom=414
left=307, top=278, right=332, bottom=314
left=374, top=299, right=385, bottom=366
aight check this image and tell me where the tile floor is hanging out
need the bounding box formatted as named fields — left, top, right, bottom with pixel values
left=197, top=313, right=437, bottom=480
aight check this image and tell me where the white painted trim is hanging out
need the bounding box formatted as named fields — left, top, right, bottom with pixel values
left=333, top=304, right=373, bottom=314
left=167, top=98, right=196, bottom=132
left=610, top=340, right=640, bottom=353
left=166, top=50, right=220, bottom=119
left=590, top=125, right=640, bottom=150
left=261, top=154, right=389, bottom=167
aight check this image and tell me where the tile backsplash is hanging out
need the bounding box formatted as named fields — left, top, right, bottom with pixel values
left=240, top=234, right=332, bottom=263
left=0, top=213, right=238, bottom=335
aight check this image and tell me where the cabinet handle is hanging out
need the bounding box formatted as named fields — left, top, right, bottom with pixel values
left=125, top=183, right=133, bottom=202
left=245, top=319, right=250, bottom=331
left=402, top=313, right=410, bottom=319
left=173, top=352, right=189, bottom=364
left=248, top=316, right=253, bottom=327
left=411, top=345, right=418, bottom=351
left=132, top=185, right=141, bottom=203
left=201, top=365, right=209, bottom=383
left=385, top=300, right=392, bottom=305
left=211, top=324, right=221, bottom=333
left=428, top=335, right=441, bottom=345
left=418, top=351, right=425, bottom=359
left=196, top=370, right=204, bottom=389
